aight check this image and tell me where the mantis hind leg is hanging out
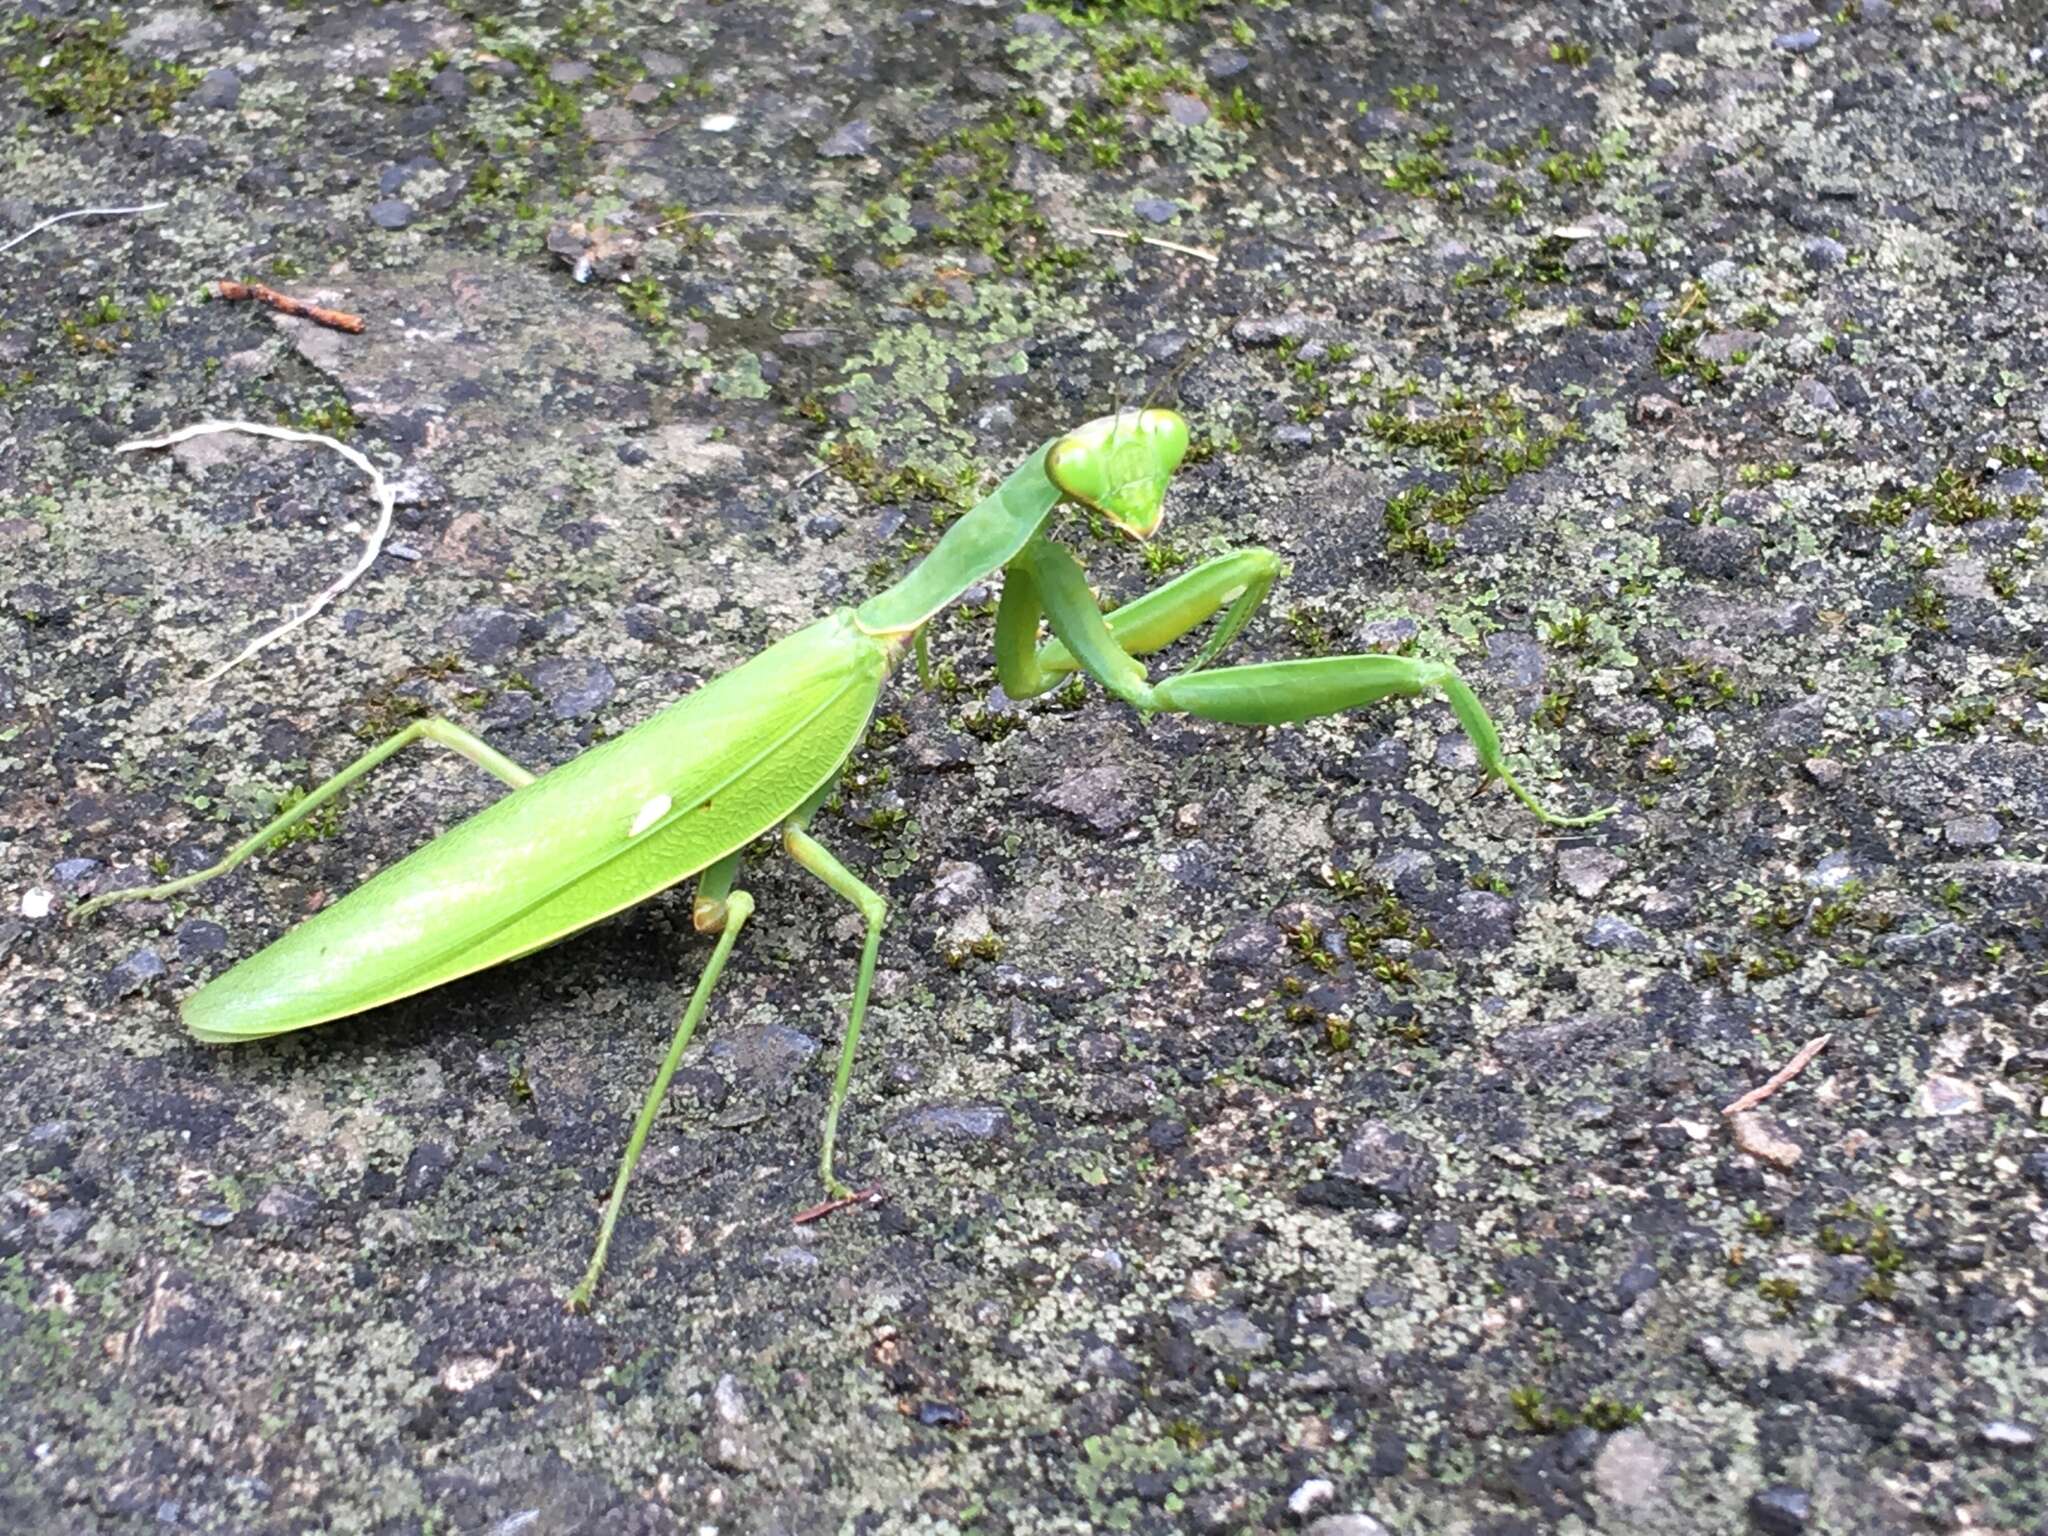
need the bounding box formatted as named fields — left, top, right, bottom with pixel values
left=72, top=717, right=537, bottom=921
left=781, top=817, right=887, bottom=1200
left=569, top=851, right=752, bottom=1313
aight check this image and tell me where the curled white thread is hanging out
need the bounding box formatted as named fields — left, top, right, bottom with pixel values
left=116, top=420, right=397, bottom=686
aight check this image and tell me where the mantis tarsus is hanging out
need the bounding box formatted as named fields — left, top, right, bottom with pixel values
left=75, top=408, right=1614, bottom=1309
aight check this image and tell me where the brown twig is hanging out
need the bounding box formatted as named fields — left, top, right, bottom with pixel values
left=792, top=1185, right=884, bottom=1225
left=212, top=280, right=365, bottom=334
left=1721, top=1034, right=1832, bottom=1115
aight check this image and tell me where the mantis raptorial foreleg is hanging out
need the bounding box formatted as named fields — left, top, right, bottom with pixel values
left=781, top=819, right=888, bottom=1199
left=1005, top=537, right=1614, bottom=828
left=71, top=718, right=538, bottom=922
left=569, top=851, right=754, bottom=1313
left=1000, top=547, right=1284, bottom=700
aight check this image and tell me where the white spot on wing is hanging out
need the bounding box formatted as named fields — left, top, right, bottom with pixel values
left=628, top=794, right=672, bottom=838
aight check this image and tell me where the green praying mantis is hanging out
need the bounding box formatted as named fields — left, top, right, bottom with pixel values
left=75, top=407, right=1614, bottom=1309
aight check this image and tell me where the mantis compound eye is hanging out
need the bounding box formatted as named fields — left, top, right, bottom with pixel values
left=1047, top=407, right=1190, bottom=539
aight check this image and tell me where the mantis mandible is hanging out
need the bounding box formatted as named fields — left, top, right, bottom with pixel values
left=75, top=409, right=1613, bottom=1309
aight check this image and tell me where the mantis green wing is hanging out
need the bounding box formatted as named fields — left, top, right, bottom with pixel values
left=185, top=612, right=888, bottom=1042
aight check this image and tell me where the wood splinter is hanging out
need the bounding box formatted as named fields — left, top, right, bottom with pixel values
left=1721, top=1033, right=1832, bottom=1116
left=212, top=280, right=365, bottom=334
left=792, top=1186, right=884, bottom=1225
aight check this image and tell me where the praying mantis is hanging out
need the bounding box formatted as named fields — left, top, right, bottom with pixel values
left=74, top=408, right=1613, bottom=1309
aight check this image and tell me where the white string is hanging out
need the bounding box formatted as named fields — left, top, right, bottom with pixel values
left=116, top=420, right=397, bottom=686
left=0, top=202, right=167, bottom=256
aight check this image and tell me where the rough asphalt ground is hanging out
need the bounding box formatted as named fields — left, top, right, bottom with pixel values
left=3, top=1, right=2046, bottom=1532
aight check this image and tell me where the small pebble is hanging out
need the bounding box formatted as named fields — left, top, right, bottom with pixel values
left=1749, top=1484, right=1811, bottom=1534
left=1944, top=813, right=2000, bottom=849
left=1288, top=1479, right=1336, bottom=1518
left=1203, top=46, right=1252, bottom=81
left=819, top=119, right=873, bottom=158
left=1802, top=236, right=1847, bottom=270
left=1557, top=846, right=1626, bottom=899
left=1615, top=1261, right=1660, bottom=1306
left=1731, top=1111, right=1803, bottom=1169
left=1979, top=1420, right=2038, bottom=1451
left=2020, top=1150, right=2048, bottom=1194
left=106, top=946, right=166, bottom=999
left=369, top=199, right=414, bottom=230
left=1802, top=757, right=1844, bottom=789
left=1307, top=1519, right=1390, bottom=1536
left=195, top=67, right=241, bottom=110
left=1916, top=1073, right=1982, bottom=1117
left=530, top=657, right=615, bottom=720
left=1585, top=914, right=1652, bottom=952
left=174, top=918, right=228, bottom=958
left=895, top=1104, right=1009, bottom=1143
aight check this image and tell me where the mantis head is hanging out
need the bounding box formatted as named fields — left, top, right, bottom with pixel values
left=1046, top=408, right=1190, bottom=540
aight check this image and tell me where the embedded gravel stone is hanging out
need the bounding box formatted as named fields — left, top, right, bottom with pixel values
left=1308, top=1517, right=1391, bottom=1536
left=1801, top=236, right=1846, bottom=271
left=1730, top=1111, right=1803, bottom=1170
left=1556, top=846, right=1626, bottom=899
left=1978, top=1421, right=2038, bottom=1451
left=818, top=120, right=873, bottom=158
left=893, top=1104, right=1010, bottom=1144
left=1039, top=765, right=1139, bottom=836
left=1748, top=1485, right=1811, bottom=1534
left=1335, top=1121, right=1437, bottom=1203
left=529, top=657, right=615, bottom=719
left=194, top=67, right=240, bottom=110
left=1584, top=915, right=1651, bottom=952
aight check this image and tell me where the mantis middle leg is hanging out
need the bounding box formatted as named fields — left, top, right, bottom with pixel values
left=780, top=808, right=888, bottom=1200
left=569, top=850, right=753, bottom=1312
left=72, top=717, right=537, bottom=921
left=1003, top=537, right=1614, bottom=827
